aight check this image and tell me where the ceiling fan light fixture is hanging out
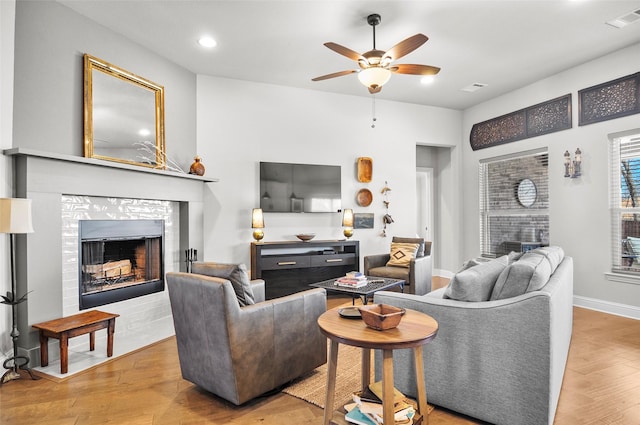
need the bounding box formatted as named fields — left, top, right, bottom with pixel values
left=421, top=75, right=436, bottom=85
left=358, top=67, right=391, bottom=90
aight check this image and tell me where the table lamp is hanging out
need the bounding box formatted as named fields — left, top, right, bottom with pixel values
left=342, top=208, right=354, bottom=239
left=252, top=208, right=265, bottom=242
left=0, top=198, right=39, bottom=384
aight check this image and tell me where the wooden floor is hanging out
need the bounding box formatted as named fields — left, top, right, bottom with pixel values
left=1, top=277, right=639, bottom=425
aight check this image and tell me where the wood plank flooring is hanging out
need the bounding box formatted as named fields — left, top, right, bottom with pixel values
left=1, top=279, right=639, bottom=425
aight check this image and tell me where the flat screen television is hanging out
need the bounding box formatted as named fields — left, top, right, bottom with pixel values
left=259, top=162, right=342, bottom=213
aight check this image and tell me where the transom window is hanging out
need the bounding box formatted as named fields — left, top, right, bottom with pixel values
left=610, top=132, right=640, bottom=273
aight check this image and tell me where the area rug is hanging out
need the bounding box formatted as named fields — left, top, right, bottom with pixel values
left=282, top=344, right=434, bottom=415
left=282, top=343, right=368, bottom=408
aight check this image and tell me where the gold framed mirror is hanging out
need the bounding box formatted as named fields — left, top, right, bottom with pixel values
left=84, top=54, right=166, bottom=169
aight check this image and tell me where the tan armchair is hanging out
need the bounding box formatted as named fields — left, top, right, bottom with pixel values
left=364, top=237, right=433, bottom=295
left=166, top=262, right=327, bottom=405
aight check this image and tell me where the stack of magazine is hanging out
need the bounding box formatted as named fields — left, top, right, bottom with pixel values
left=335, top=271, right=368, bottom=288
left=342, top=381, right=417, bottom=425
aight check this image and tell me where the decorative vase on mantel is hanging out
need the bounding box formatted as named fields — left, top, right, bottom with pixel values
left=189, top=156, right=205, bottom=176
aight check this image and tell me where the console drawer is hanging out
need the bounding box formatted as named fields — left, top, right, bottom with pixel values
left=310, top=254, right=355, bottom=267
left=261, top=255, right=310, bottom=270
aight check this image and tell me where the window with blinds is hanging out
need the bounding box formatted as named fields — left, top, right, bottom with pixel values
left=479, top=149, right=549, bottom=258
left=610, top=133, right=640, bottom=273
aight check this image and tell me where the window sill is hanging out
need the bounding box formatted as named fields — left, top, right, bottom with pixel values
left=605, top=272, right=640, bottom=286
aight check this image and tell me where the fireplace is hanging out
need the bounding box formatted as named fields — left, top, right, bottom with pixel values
left=79, top=219, right=165, bottom=310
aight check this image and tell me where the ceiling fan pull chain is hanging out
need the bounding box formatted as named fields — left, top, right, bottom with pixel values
left=371, top=95, right=377, bottom=128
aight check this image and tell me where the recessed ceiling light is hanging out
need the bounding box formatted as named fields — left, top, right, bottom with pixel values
left=198, top=36, right=217, bottom=48
left=421, top=76, right=435, bottom=85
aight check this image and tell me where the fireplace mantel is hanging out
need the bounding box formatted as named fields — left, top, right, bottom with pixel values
left=4, top=148, right=219, bottom=183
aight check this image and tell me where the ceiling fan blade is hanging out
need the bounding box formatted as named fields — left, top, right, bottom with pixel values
left=382, top=34, right=428, bottom=62
left=324, top=42, right=366, bottom=62
left=390, top=64, right=441, bottom=75
left=312, top=70, right=357, bottom=81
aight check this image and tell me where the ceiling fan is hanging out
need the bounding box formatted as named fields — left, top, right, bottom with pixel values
left=312, top=13, right=441, bottom=94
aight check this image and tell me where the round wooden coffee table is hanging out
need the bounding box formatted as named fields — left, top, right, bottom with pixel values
left=317, top=307, right=438, bottom=425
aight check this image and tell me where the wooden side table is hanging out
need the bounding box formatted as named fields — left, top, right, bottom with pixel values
left=32, top=310, right=119, bottom=374
left=317, top=308, right=438, bottom=425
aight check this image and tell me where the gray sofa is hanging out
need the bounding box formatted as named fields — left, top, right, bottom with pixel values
left=373, top=252, right=573, bottom=425
left=166, top=263, right=327, bottom=405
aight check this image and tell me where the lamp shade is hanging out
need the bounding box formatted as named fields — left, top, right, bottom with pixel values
left=251, top=208, right=265, bottom=229
left=0, top=198, right=34, bottom=234
left=358, top=67, right=391, bottom=89
left=342, top=208, right=354, bottom=227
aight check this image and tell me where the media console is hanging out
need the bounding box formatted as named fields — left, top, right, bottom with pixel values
left=250, top=240, right=360, bottom=299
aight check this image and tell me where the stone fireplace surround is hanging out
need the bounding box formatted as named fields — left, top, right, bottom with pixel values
left=5, top=148, right=217, bottom=374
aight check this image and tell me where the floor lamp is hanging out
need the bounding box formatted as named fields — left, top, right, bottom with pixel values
left=0, top=198, right=39, bottom=384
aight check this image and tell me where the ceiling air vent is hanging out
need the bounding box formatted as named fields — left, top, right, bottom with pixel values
left=461, top=82, right=488, bottom=93
left=606, top=9, right=640, bottom=28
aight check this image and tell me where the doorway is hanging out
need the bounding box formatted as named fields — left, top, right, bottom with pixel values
left=416, top=167, right=434, bottom=246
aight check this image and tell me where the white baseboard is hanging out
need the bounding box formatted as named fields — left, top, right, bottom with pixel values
left=573, top=295, right=640, bottom=320
left=434, top=268, right=454, bottom=279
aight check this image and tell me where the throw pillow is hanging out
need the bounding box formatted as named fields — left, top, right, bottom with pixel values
left=443, top=256, right=509, bottom=302
left=490, top=252, right=552, bottom=300
left=392, top=237, right=426, bottom=257
left=191, top=262, right=256, bottom=307
left=386, top=242, right=420, bottom=268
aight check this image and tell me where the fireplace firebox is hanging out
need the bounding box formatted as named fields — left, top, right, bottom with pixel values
left=79, top=220, right=165, bottom=310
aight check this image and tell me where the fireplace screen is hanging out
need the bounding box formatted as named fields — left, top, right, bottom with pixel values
left=79, top=220, right=164, bottom=309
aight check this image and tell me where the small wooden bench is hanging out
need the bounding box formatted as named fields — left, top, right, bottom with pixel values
left=32, top=310, right=119, bottom=374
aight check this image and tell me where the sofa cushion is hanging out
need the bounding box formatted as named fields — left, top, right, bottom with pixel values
left=531, top=246, right=564, bottom=273
left=392, top=237, right=426, bottom=257
left=490, top=252, right=552, bottom=300
left=191, top=262, right=255, bottom=306
left=443, top=256, right=509, bottom=301
left=367, top=265, right=409, bottom=281
left=386, top=242, right=420, bottom=268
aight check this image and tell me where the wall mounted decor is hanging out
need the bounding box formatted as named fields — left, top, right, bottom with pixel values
left=381, top=181, right=393, bottom=237
left=578, top=72, right=640, bottom=126
left=357, top=157, right=373, bottom=182
left=563, top=148, right=582, bottom=178
left=84, top=54, right=166, bottom=169
left=470, top=94, right=572, bottom=150
left=354, top=213, right=374, bottom=229
left=356, top=188, right=373, bottom=207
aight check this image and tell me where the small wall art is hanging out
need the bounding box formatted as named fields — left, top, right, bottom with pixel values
left=354, top=213, right=374, bottom=229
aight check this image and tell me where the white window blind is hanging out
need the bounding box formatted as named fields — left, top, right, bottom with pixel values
left=610, top=133, right=640, bottom=273
left=479, top=150, right=549, bottom=257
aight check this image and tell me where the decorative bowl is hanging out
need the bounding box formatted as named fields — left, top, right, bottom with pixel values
left=296, top=233, right=316, bottom=242
left=358, top=304, right=405, bottom=331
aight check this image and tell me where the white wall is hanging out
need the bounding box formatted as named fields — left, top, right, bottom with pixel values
left=0, top=0, right=16, bottom=358
left=462, top=42, right=640, bottom=313
left=196, top=76, right=463, bottom=270
left=11, top=0, right=197, bottom=166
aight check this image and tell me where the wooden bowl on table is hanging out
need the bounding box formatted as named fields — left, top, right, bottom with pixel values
left=296, top=233, right=316, bottom=242
left=358, top=304, right=405, bottom=331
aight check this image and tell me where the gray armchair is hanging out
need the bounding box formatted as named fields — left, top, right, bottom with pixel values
left=364, top=237, right=433, bottom=295
left=166, top=264, right=327, bottom=405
